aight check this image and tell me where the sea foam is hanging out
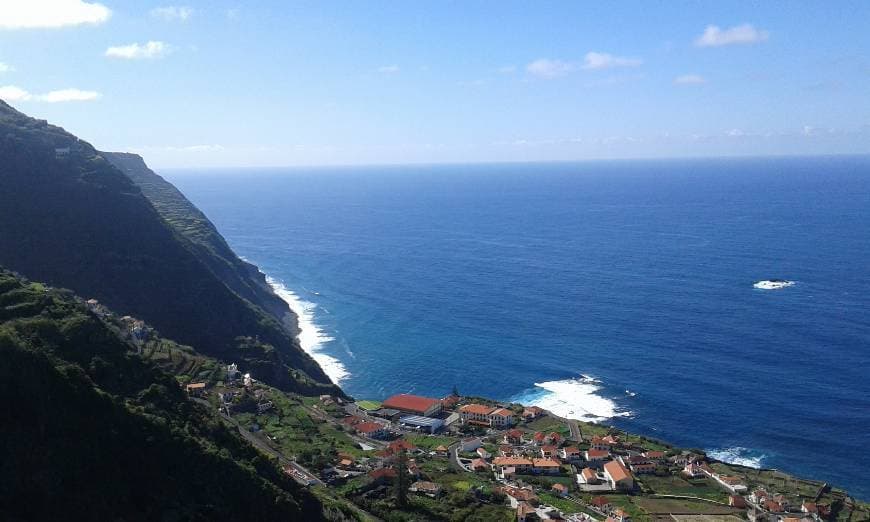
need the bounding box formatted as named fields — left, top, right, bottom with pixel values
left=516, top=375, right=631, bottom=423
left=267, top=276, right=349, bottom=385
left=708, top=447, right=766, bottom=468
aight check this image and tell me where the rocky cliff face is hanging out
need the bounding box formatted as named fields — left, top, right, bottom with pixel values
left=104, top=151, right=300, bottom=335
left=0, top=100, right=339, bottom=396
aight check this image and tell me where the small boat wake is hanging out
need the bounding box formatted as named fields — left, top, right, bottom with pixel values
left=753, top=279, right=795, bottom=290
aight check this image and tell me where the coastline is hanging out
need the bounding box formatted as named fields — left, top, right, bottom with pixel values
left=263, top=273, right=781, bottom=482
left=266, top=276, right=350, bottom=385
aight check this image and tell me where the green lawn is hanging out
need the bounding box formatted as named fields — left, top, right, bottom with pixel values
left=514, top=474, right=574, bottom=488
left=407, top=435, right=458, bottom=450
left=604, top=495, right=652, bottom=522
left=526, top=415, right=566, bottom=432
left=538, top=493, right=584, bottom=514
left=356, top=400, right=382, bottom=411
left=633, top=497, right=740, bottom=515
left=639, top=474, right=728, bottom=502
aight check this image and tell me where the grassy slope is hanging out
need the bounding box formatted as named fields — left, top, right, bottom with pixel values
left=0, top=100, right=337, bottom=396
left=0, top=269, right=332, bottom=521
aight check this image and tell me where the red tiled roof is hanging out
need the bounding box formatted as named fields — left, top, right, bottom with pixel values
left=563, top=446, right=580, bottom=454
left=533, top=432, right=546, bottom=441
left=765, top=500, right=784, bottom=512
left=471, top=458, right=489, bottom=470
left=730, top=495, right=747, bottom=508
left=383, top=394, right=439, bottom=413
left=440, top=395, right=460, bottom=407
left=460, top=403, right=494, bottom=415
left=489, top=407, right=513, bottom=417
left=532, top=458, right=561, bottom=468
left=355, top=422, right=385, bottom=434
left=369, top=467, right=397, bottom=479
left=506, top=429, right=524, bottom=438
left=517, top=501, right=536, bottom=517
left=604, top=460, right=632, bottom=482
left=586, top=449, right=610, bottom=458
left=501, top=486, right=537, bottom=501
left=493, top=456, right=533, bottom=467
left=591, top=496, right=610, bottom=507
left=388, top=439, right=417, bottom=452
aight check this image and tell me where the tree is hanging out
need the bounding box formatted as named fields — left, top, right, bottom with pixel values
left=395, top=449, right=410, bottom=508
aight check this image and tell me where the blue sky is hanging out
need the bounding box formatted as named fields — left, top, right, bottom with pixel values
left=1, top=1, right=869, bottom=167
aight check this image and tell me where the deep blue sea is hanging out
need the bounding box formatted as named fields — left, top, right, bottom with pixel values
left=165, top=156, right=870, bottom=499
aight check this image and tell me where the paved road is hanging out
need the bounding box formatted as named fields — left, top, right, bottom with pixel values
left=448, top=442, right=467, bottom=472
left=567, top=420, right=583, bottom=442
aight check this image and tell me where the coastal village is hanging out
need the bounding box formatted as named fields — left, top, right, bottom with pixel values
left=183, top=362, right=863, bottom=522
left=86, top=298, right=869, bottom=521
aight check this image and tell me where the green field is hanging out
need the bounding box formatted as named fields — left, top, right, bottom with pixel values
left=538, top=493, right=584, bottom=514
left=356, top=400, right=382, bottom=411
left=639, top=475, right=728, bottom=502
left=526, top=415, right=566, bottom=432
left=633, top=497, right=739, bottom=515
left=407, top=435, right=458, bottom=450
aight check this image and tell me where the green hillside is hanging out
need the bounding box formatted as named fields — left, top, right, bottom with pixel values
left=0, top=268, right=333, bottom=521
left=0, top=100, right=338, bottom=397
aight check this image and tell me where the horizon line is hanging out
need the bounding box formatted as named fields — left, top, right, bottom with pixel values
left=152, top=151, right=870, bottom=172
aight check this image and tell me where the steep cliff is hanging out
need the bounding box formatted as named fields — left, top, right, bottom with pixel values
left=0, top=100, right=339, bottom=396
left=104, top=151, right=298, bottom=332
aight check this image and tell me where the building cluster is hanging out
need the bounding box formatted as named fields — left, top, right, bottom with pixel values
left=169, top=378, right=844, bottom=522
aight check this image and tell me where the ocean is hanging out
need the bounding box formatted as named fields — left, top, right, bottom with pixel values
left=165, top=156, right=870, bottom=499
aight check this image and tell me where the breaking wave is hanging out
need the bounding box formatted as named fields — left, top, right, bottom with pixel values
left=513, top=375, right=631, bottom=423
left=708, top=446, right=766, bottom=468
left=267, top=276, right=349, bottom=385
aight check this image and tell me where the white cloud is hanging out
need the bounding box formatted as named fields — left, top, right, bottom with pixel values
left=0, top=0, right=110, bottom=29
left=105, top=41, right=172, bottom=60
left=0, top=85, right=31, bottom=101
left=37, top=88, right=100, bottom=102
left=150, top=6, right=193, bottom=21
left=695, top=24, right=769, bottom=47
left=581, top=52, right=642, bottom=70
left=0, top=85, right=100, bottom=102
left=0, top=62, right=13, bottom=73
left=377, top=65, right=399, bottom=73
left=674, top=74, right=706, bottom=85
left=526, top=59, right=575, bottom=78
